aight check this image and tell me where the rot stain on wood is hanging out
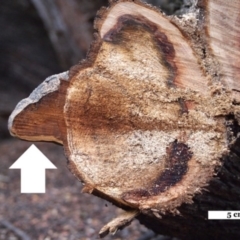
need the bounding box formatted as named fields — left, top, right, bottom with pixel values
left=122, top=140, right=192, bottom=200
left=103, top=14, right=177, bottom=87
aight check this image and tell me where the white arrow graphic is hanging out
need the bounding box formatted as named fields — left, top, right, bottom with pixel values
left=9, top=144, right=57, bottom=193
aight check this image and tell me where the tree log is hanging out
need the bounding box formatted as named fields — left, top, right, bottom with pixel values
left=30, top=0, right=108, bottom=68
left=8, top=0, right=240, bottom=239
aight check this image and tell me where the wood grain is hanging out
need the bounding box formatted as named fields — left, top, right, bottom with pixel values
left=203, top=0, right=240, bottom=99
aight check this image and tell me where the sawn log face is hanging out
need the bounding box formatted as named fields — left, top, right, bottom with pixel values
left=64, top=0, right=231, bottom=212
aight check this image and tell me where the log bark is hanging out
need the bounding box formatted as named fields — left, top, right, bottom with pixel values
left=7, top=0, right=240, bottom=239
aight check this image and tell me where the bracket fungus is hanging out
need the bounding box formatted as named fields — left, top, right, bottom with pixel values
left=8, top=0, right=240, bottom=237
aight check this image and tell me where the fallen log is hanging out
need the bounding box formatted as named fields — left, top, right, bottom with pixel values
left=8, top=0, right=240, bottom=239
left=30, top=0, right=108, bottom=68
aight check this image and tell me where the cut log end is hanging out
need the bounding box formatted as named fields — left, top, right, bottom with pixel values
left=8, top=71, right=69, bottom=144
left=63, top=0, right=233, bottom=213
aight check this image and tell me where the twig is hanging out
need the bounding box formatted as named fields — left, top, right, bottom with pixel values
left=0, top=219, right=31, bottom=240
